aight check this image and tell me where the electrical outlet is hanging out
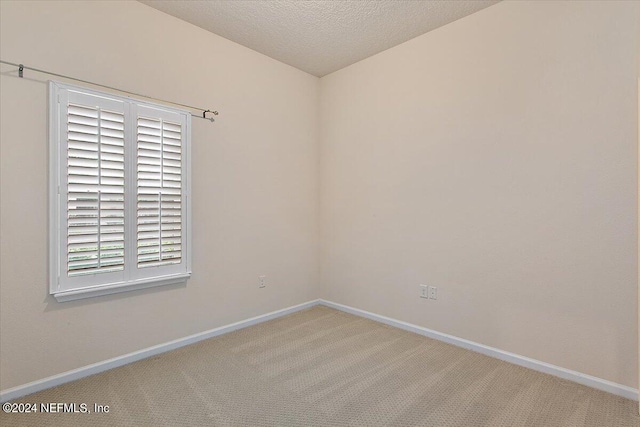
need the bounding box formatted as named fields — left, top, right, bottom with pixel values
left=428, top=286, right=437, bottom=300
left=419, top=284, right=428, bottom=299
left=258, top=275, right=266, bottom=288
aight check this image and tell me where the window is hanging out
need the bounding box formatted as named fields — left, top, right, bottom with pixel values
left=49, top=81, right=191, bottom=302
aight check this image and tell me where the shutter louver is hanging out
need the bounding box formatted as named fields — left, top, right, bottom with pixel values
left=67, top=104, right=125, bottom=276
left=136, top=116, right=183, bottom=268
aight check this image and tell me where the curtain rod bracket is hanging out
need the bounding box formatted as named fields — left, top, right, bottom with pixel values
left=202, top=109, right=219, bottom=122
left=18, top=64, right=23, bottom=78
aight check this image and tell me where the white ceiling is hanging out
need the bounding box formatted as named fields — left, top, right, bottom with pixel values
left=139, top=0, right=499, bottom=77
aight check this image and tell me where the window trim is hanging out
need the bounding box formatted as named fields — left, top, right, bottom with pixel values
left=48, top=81, right=192, bottom=302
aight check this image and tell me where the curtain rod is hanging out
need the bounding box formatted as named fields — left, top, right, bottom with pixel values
left=0, top=59, right=219, bottom=122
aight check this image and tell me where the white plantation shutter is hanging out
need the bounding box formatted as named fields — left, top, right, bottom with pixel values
left=136, top=113, right=184, bottom=269
left=67, top=103, right=126, bottom=276
left=50, top=82, right=191, bottom=302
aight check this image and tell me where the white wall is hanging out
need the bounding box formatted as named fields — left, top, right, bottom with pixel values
left=320, top=0, right=638, bottom=388
left=0, top=0, right=320, bottom=390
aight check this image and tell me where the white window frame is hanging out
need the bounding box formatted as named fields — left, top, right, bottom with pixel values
left=49, top=81, right=192, bottom=302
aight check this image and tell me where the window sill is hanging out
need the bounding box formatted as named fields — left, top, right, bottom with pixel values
left=51, top=272, right=191, bottom=302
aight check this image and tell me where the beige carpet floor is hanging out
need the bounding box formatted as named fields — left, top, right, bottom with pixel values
left=1, top=305, right=637, bottom=426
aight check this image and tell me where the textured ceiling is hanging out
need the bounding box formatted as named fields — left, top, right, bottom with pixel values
left=139, top=0, right=499, bottom=77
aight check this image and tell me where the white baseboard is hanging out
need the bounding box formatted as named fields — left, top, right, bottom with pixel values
left=0, top=299, right=321, bottom=402
left=319, top=299, right=639, bottom=402
left=3, top=298, right=637, bottom=403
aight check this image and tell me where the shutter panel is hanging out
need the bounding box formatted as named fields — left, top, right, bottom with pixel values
left=67, top=103, right=125, bottom=276
left=136, top=116, right=183, bottom=268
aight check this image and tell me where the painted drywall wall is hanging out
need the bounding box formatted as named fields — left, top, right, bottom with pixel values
left=1, top=0, right=638, bottom=396
left=320, top=0, right=639, bottom=389
left=0, top=0, right=320, bottom=390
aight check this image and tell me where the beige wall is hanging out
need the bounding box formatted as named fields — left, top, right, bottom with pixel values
left=0, top=1, right=320, bottom=390
left=1, top=0, right=638, bottom=394
left=320, top=0, right=639, bottom=389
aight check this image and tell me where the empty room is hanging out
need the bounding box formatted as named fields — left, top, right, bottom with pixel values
left=0, top=0, right=638, bottom=426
